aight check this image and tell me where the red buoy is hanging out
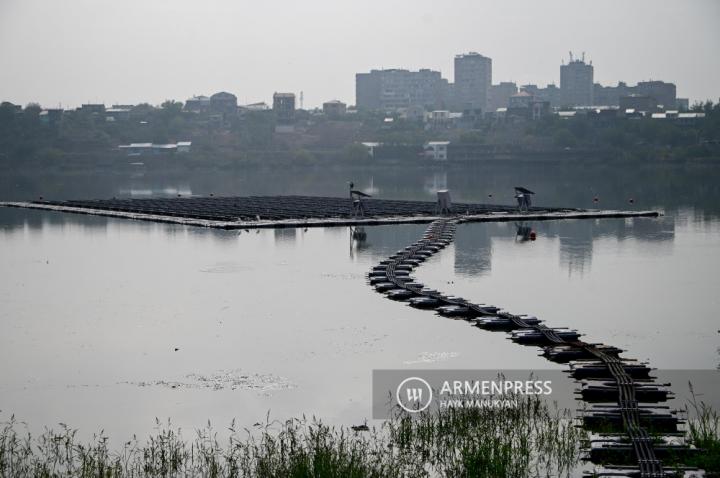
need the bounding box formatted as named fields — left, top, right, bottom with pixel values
left=529, top=231, right=537, bottom=241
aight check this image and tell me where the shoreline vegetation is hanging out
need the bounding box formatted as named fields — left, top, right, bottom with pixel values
left=1, top=100, right=719, bottom=171
left=1, top=393, right=718, bottom=477
left=0, top=388, right=720, bottom=478
left=1, top=394, right=584, bottom=478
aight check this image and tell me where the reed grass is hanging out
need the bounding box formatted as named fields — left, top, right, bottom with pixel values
left=0, top=393, right=584, bottom=478
left=683, top=382, right=720, bottom=473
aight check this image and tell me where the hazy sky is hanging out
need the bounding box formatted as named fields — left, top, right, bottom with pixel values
left=1, top=0, right=718, bottom=109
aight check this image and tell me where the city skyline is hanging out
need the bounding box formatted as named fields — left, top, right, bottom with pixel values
left=1, top=0, right=718, bottom=109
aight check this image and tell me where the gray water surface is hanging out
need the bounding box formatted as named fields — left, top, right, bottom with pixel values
left=1, top=163, right=719, bottom=441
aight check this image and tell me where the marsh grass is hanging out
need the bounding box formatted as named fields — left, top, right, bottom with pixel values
left=682, top=383, right=720, bottom=474
left=1, top=394, right=584, bottom=478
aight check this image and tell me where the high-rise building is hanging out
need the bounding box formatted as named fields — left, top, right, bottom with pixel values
left=560, top=54, right=594, bottom=106
left=355, top=69, right=444, bottom=112
left=454, top=52, right=492, bottom=112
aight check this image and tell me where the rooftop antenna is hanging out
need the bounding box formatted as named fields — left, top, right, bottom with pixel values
left=300, top=91, right=304, bottom=109
left=569, top=51, right=573, bottom=62
left=582, top=51, right=585, bottom=62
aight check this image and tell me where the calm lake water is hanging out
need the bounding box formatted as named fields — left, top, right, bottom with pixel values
left=1, top=162, right=719, bottom=442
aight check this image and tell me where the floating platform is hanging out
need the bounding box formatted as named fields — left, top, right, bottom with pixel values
left=0, top=195, right=660, bottom=229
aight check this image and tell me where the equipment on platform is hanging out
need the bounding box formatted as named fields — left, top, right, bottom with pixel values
left=514, top=186, right=535, bottom=212
left=349, top=181, right=371, bottom=218
left=436, top=190, right=452, bottom=215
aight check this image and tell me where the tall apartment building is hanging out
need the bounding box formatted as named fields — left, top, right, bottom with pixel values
left=355, top=69, right=444, bottom=112
left=454, top=52, right=492, bottom=112
left=560, top=55, right=594, bottom=106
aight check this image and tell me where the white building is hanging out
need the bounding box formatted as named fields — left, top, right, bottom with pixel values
left=424, top=141, right=450, bottom=161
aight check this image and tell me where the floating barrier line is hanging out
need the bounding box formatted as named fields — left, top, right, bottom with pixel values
left=368, top=218, right=688, bottom=477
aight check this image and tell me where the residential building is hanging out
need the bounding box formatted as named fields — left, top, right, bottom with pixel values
left=185, top=95, right=210, bottom=113
left=80, top=104, right=105, bottom=114
left=424, top=141, right=450, bottom=161
left=560, top=54, right=594, bottom=106
left=355, top=68, right=444, bottom=112
left=454, top=52, right=492, bottom=112
left=239, top=102, right=270, bottom=112
left=105, top=108, right=131, bottom=121
left=489, top=82, right=517, bottom=111
left=209, top=92, right=237, bottom=115
left=506, top=91, right=550, bottom=120
left=509, top=91, right=533, bottom=109
left=536, top=84, right=561, bottom=107
left=273, top=92, right=296, bottom=123
left=39, top=109, right=64, bottom=125
left=619, top=94, right=656, bottom=112
left=636, top=81, right=676, bottom=109
left=323, top=100, right=347, bottom=117
left=593, top=82, right=631, bottom=107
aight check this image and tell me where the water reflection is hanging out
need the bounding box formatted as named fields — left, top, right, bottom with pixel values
left=424, top=171, right=448, bottom=195
left=351, top=214, right=677, bottom=278
left=453, top=221, right=492, bottom=276
left=274, top=228, right=297, bottom=244
left=1, top=209, right=679, bottom=281
left=4, top=164, right=718, bottom=222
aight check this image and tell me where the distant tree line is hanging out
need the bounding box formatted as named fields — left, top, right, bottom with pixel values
left=0, top=99, right=719, bottom=168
